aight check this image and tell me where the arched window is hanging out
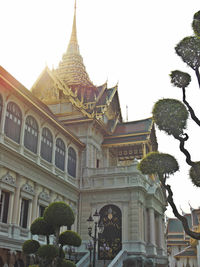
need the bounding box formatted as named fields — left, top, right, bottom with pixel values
left=4, top=102, right=22, bottom=143
left=0, top=94, right=3, bottom=124
left=40, top=127, right=53, bottom=163
left=24, top=116, right=38, bottom=153
left=68, top=147, right=76, bottom=177
left=55, top=138, right=66, bottom=171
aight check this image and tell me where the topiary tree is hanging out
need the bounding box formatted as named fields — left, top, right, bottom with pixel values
left=60, top=259, right=76, bottom=267
left=59, top=231, right=82, bottom=248
left=44, top=201, right=75, bottom=246
left=138, top=10, right=200, bottom=240
left=22, top=240, right=40, bottom=255
left=37, top=244, right=58, bottom=267
left=22, top=202, right=81, bottom=266
left=31, top=217, right=54, bottom=244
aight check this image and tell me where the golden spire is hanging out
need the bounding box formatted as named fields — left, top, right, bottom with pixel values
left=56, top=0, right=96, bottom=91
left=67, top=0, right=79, bottom=55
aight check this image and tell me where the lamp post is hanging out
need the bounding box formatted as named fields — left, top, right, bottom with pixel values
left=100, top=243, right=110, bottom=267
left=86, top=240, right=93, bottom=267
left=87, top=210, right=104, bottom=267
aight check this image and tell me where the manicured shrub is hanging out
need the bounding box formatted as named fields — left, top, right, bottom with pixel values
left=22, top=240, right=40, bottom=255
left=31, top=217, right=54, bottom=236
left=60, top=259, right=76, bottom=267
left=37, top=244, right=58, bottom=261
left=44, top=202, right=75, bottom=228
left=138, top=152, right=179, bottom=178
left=59, top=230, right=82, bottom=247
left=152, top=98, right=188, bottom=137
left=189, top=162, right=200, bottom=187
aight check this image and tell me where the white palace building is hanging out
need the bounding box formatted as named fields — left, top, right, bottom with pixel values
left=0, top=2, right=168, bottom=266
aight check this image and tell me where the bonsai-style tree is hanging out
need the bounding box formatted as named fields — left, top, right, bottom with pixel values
left=22, top=201, right=81, bottom=267
left=138, top=10, right=200, bottom=240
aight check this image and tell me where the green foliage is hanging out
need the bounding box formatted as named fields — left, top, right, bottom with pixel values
left=37, top=244, right=58, bottom=261
left=138, top=152, right=179, bottom=177
left=175, top=36, right=200, bottom=70
left=170, top=70, right=191, bottom=88
left=59, top=230, right=82, bottom=247
left=30, top=217, right=54, bottom=236
left=60, top=259, right=76, bottom=267
left=152, top=98, right=188, bottom=137
left=192, top=11, right=200, bottom=37
left=44, top=201, right=75, bottom=228
left=22, top=239, right=40, bottom=255
left=189, top=162, right=200, bottom=187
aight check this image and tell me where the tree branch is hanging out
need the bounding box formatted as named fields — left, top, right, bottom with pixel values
left=182, top=87, right=200, bottom=126
left=195, top=68, right=200, bottom=88
left=176, top=134, right=194, bottom=166
left=161, top=179, right=200, bottom=239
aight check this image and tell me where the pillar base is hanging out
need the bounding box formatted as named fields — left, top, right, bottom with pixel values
left=146, top=243, right=157, bottom=256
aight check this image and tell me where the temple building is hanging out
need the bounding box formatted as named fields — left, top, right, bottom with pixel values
left=0, top=2, right=168, bottom=266
left=167, top=207, right=200, bottom=267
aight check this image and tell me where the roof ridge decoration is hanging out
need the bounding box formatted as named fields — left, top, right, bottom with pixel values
left=56, top=0, right=96, bottom=92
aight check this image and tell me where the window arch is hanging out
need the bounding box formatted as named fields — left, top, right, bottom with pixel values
left=68, top=147, right=76, bottom=177
left=55, top=138, right=66, bottom=171
left=4, top=101, right=22, bottom=143
left=0, top=94, right=3, bottom=124
left=24, top=115, right=38, bottom=153
left=40, top=127, right=53, bottom=162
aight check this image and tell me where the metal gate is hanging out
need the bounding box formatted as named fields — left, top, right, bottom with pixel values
left=98, top=205, right=122, bottom=260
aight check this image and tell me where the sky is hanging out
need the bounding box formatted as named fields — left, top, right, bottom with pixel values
left=1, top=0, right=200, bottom=217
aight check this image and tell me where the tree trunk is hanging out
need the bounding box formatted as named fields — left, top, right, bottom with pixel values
left=195, top=68, right=200, bottom=88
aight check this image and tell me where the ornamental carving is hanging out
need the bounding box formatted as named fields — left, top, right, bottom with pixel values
left=54, top=196, right=63, bottom=202
left=21, top=183, right=34, bottom=194
left=0, top=172, right=16, bottom=186
left=39, top=191, right=51, bottom=202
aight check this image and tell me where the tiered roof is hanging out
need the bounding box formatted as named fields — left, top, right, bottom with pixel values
left=55, top=3, right=96, bottom=91
left=102, top=118, right=154, bottom=146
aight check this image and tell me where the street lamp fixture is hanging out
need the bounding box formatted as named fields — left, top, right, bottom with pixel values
left=87, top=210, right=104, bottom=267
left=86, top=240, right=94, bottom=267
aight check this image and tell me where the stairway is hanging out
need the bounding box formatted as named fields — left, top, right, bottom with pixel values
left=94, top=259, right=111, bottom=267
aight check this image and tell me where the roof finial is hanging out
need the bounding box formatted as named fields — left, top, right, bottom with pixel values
left=67, top=0, right=79, bottom=54
left=126, top=105, right=128, bottom=122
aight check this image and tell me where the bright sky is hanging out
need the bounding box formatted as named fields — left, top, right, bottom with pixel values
left=1, top=0, right=200, bottom=217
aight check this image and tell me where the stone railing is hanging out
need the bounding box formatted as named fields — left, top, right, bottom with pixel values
left=76, top=252, right=90, bottom=267
left=82, top=164, right=149, bottom=190
left=108, top=250, right=128, bottom=267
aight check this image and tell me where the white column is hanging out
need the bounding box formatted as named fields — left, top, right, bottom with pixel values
left=0, top=99, right=7, bottom=141
left=31, top=185, right=40, bottom=223
left=158, top=215, right=164, bottom=249
left=52, top=140, right=56, bottom=171
left=28, top=201, right=33, bottom=228
left=36, top=129, right=42, bottom=164
left=142, top=143, right=147, bottom=157
left=19, top=117, right=25, bottom=153
left=149, top=208, right=156, bottom=246
left=8, top=192, right=14, bottom=224
left=122, top=203, right=129, bottom=242
left=12, top=175, right=22, bottom=224
left=144, top=208, right=148, bottom=242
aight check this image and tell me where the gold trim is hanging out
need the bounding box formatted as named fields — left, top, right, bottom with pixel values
left=0, top=74, right=85, bottom=148
left=102, top=140, right=149, bottom=147
left=63, top=118, right=93, bottom=124
left=104, top=131, right=150, bottom=139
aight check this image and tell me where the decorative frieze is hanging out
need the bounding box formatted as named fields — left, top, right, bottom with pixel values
left=0, top=172, right=16, bottom=186
left=21, top=182, right=35, bottom=195
left=39, top=191, right=51, bottom=202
